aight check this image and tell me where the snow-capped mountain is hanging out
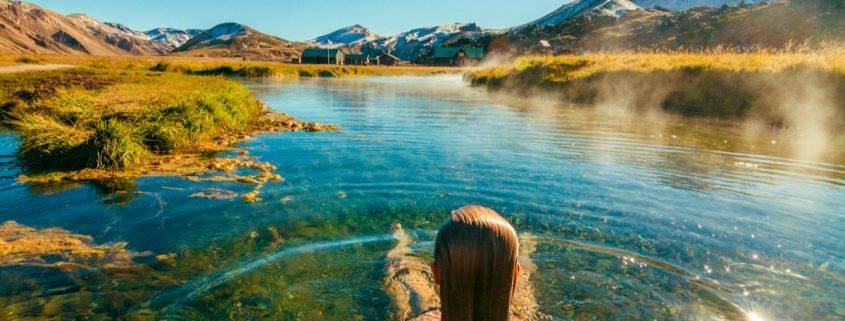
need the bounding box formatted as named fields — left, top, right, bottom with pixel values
left=522, top=0, right=641, bottom=28
left=184, top=23, right=249, bottom=48
left=172, top=22, right=303, bottom=62
left=308, top=25, right=381, bottom=48
left=145, top=28, right=204, bottom=49
left=175, top=22, right=292, bottom=51
left=361, top=23, right=490, bottom=61
left=633, top=0, right=768, bottom=11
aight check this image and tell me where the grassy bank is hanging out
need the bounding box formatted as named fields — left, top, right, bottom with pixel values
left=0, top=54, right=460, bottom=78
left=0, top=67, right=337, bottom=198
left=467, top=53, right=845, bottom=125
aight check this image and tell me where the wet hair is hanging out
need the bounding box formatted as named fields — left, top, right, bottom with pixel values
left=434, top=205, right=519, bottom=321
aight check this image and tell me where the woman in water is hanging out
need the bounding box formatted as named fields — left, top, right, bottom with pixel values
left=386, top=205, right=538, bottom=321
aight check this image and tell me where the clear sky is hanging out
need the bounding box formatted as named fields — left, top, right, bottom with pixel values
left=27, top=0, right=566, bottom=41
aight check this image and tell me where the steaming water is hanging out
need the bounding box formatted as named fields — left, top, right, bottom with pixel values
left=0, top=76, right=843, bottom=320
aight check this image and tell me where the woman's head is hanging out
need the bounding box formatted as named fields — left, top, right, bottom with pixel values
left=433, top=205, right=520, bottom=321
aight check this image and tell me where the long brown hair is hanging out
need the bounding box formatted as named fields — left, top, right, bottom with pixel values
left=434, top=205, right=519, bottom=321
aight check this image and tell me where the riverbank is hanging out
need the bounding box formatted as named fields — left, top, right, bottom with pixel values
left=0, top=54, right=461, bottom=78
left=0, top=67, right=338, bottom=200
left=467, top=53, right=845, bottom=128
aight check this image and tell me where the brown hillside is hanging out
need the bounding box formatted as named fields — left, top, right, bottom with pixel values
left=0, top=0, right=126, bottom=55
left=66, top=13, right=169, bottom=55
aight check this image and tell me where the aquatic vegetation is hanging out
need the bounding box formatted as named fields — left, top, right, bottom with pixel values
left=0, top=221, right=147, bottom=269
left=467, top=53, right=845, bottom=124
left=0, top=67, right=337, bottom=201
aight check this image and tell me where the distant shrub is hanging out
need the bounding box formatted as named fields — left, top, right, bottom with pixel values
left=149, top=61, right=171, bottom=72
left=188, top=65, right=274, bottom=77
left=15, top=56, right=41, bottom=64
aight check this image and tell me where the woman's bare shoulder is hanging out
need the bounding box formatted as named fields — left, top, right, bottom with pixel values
left=407, top=309, right=534, bottom=321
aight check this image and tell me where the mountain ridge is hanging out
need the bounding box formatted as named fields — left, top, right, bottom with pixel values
left=522, top=0, right=641, bottom=29
left=307, top=24, right=381, bottom=48
left=171, top=22, right=304, bottom=62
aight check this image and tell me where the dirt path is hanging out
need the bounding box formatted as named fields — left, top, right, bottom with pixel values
left=0, top=64, right=74, bottom=74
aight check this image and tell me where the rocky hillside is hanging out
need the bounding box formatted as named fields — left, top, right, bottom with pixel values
left=66, top=14, right=170, bottom=55
left=502, top=0, right=844, bottom=54
left=0, top=0, right=204, bottom=55
left=171, top=22, right=304, bottom=61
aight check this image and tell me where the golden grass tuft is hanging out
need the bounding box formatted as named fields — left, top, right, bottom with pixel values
left=467, top=52, right=845, bottom=122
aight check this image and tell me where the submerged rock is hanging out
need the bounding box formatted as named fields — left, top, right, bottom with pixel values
left=189, top=188, right=238, bottom=201
left=281, top=195, right=294, bottom=204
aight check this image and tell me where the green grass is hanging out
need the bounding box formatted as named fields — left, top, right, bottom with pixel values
left=0, top=68, right=265, bottom=174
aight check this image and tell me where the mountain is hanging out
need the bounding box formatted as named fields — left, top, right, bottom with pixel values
left=523, top=0, right=641, bottom=28
left=0, top=0, right=128, bottom=55
left=360, top=23, right=492, bottom=61
left=502, top=0, right=844, bottom=53
left=633, top=0, right=769, bottom=11
left=308, top=24, right=381, bottom=49
left=66, top=13, right=170, bottom=55
left=171, top=22, right=304, bottom=61
left=145, top=28, right=204, bottom=49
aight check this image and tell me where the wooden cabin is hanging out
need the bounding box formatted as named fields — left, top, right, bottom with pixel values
left=300, top=48, right=345, bottom=65
left=431, top=47, right=484, bottom=66
left=345, top=53, right=371, bottom=65
left=375, top=53, right=401, bottom=66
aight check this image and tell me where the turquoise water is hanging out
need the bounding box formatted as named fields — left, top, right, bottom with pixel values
left=0, top=76, right=843, bottom=320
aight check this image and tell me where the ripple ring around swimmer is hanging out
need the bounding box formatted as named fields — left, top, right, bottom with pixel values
left=148, top=233, right=399, bottom=314
left=537, top=236, right=754, bottom=321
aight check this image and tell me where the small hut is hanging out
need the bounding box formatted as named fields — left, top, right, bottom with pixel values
left=300, top=48, right=345, bottom=65
left=432, top=47, right=484, bottom=66
left=376, top=53, right=401, bottom=66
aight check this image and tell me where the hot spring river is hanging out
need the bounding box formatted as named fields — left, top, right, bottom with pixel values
left=1, top=76, right=843, bottom=320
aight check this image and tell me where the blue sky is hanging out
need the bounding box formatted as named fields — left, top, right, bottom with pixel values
left=28, top=0, right=565, bottom=41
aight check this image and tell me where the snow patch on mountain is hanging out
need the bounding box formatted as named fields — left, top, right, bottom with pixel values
left=523, top=0, right=641, bottom=28
left=204, top=23, right=248, bottom=43
left=145, top=28, right=204, bottom=48
left=362, top=23, right=488, bottom=61
left=68, top=14, right=149, bottom=40
left=308, top=25, right=381, bottom=48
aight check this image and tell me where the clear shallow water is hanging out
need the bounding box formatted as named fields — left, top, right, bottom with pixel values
left=0, top=76, right=843, bottom=320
